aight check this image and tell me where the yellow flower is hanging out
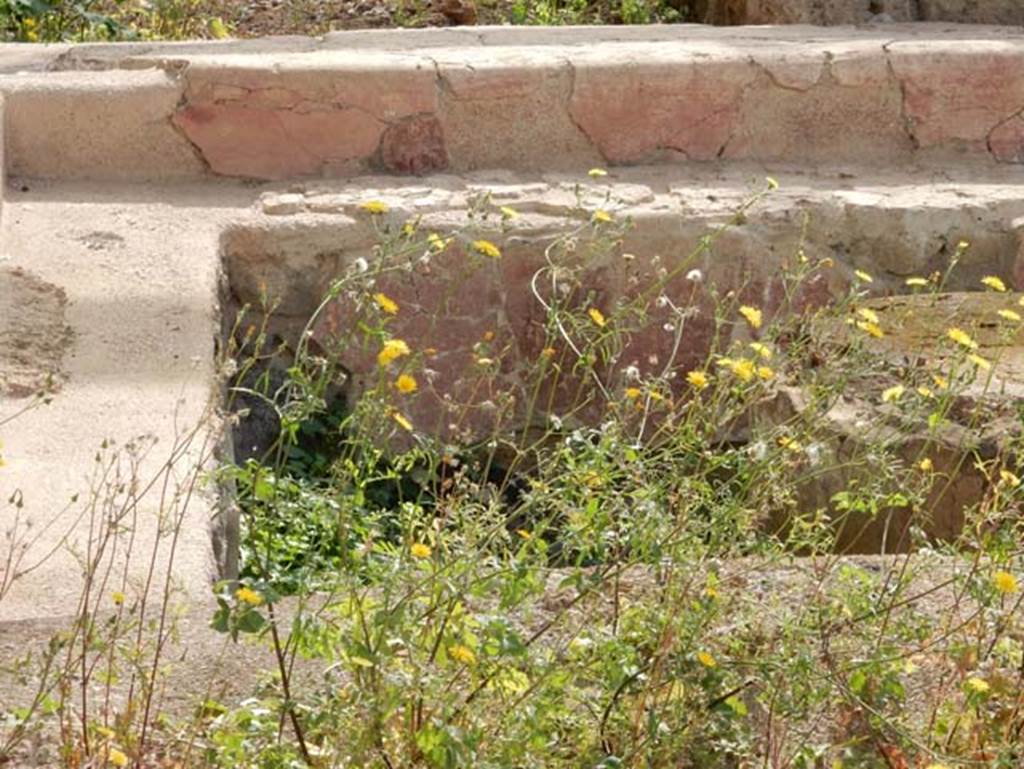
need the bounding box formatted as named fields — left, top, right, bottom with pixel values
left=916, top=386, right=933, bottom=398
left=392, top=411, right=413, bottom=431
left=687, top=370, right=709, bottom=390
left=428, top=232, right=449, bottom=253
left=856, top=320, right=884, bottom=338
left=395, top=374, right=418, bottom=394
left=476, top=357, right=494, bottom=366
left=932, top=374, right=949, bottom=390
left=738, top=305, right=762, bottom=330
left=998, top=309, right=1021, bottom=322
left=757, top=366, right=774, bottom=381
left=108, top=748, right=129, bottom=768
left=592, top=209, right=613, bottom=224
left=905, top=277, right=929, bottom=287
left=925, top=764, right=951, bottom=769
left=778, top=436, right=802, bottom=453
left=918, top=457, right=934, bottom=473
left=359, top=200, right=389, bottom=215
left=999, top=469, right=1020, bottom=487
left=993, top=570, right=1019, bottom=594
left=982, top=275, right=1007, bottom=292
left=588, top=168, right=608, bottom=178
left=235, top=587, right=263, bottom=606
left=500, top=206, right=519, bottom=220
left=946, top=327, right=978, bottom=350
left=696, top=651, right=717, bottom=668
left=377, top=338, right=411, bottom=367
left=957, top=240, right=971, bottom=251
left=410, top=542, right=432, bottom=558
left=515, top=529, right=531, bottom=540
left=112, top=591, right=126, bottom=606
left=881, top=385, right=905, bottom=403
left=857, top=307, right=880, bottom=324
left=374, top=292, right=399, bottom=315
left=472, top=240, right=501, bottom=259
left=749, top=342, right=772, bottom=360
left=588, top=307, right=607, bottom=328
left=729, top=359, right=755, bottom=383
left=624, top=387, right=642, bottom=400
left=968, top=353, right=991, bottom=371
left=854, top=269, right=873, bottom=283
left=541, top=347, right=556, bottom=359
left=965, top=677, right=990, bottom=694
left=449, top=644, right=477, bottom=665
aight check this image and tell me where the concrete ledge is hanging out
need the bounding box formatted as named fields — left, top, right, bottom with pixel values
left=1, top=26, right=1022, bottom=181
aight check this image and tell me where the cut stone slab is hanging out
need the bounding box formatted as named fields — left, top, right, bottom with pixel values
left=3, top=26, right=1024, bottom=181
left=700, top=0, right=1024, bottom=24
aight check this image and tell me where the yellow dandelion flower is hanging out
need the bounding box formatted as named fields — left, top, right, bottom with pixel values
left=856, top=320, right=884, bottom=338
left=739, top=305, right=762, bottom=330
left=917, top=386, right=933, bottom=398
left=778, top=435, right=802, bottom=452
left=482, top=330, right=495, bottom=342
left=999, top=469, right=1020, bottom=487
left=449, top=644, right=477, bottom=665
left=374, top=292, right=399, bottom=315
left=982, top=275, right=1007, bottom=292
left=729, top=359, right=756, bottom=383
left=857, top=307, right=881, bottom=324
left=697, top=651, right=717, bottom=668
left=687, top=370, right=709, bottom=390
left=588, top=168, right=608, bottom=178
left=392, top=411, right=413, bottom=431
left=998, top=309, right=1021, bottom=322
left=757, top=366, right=774, bottom=381
left=965, top=677, right=990, bottom=694
left=112, top=591, right=126, bottom=606
left=993, top=570, right=1019, bottom=594
left=500, top=206, right=519, bottom=220
left=957, top=240, right=971, bottom=251
left=235, top=586, right=263, bottom=606
left=472, top=240, right=502, bottom=259
left=395, top=374, right=418, bottom=394
left=108, top=748, right=130, bottom=768
left=946, top=327, right=978, bottom=350
left=625, top=387, right=642, bottom=400
left=905, top=277, right=929, bottom=287
left=377, top=338, right=411, bottom=367
left=428, top=232, right=449, bottom=253
left=918, top=457, right=934, bottom=473
left=881, top=385, right=905, bottom=403
left=588, top=308, right=607, bottom=328
left=592, top=209, right=613, bottom=224
left=932, top=374, right=949, bottom=390
left=968, top=353, right=991, bottom=370
left=359, top=200, right=389, bottom=215
left=749, top=342, right=772, bottom=360
left=410, top=542, right=432, bottom=559
left=854, top=269, right=873, bottom=283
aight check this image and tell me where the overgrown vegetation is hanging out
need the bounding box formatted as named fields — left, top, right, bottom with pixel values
left=0, top=0, right=700, bottom=42
left=4, top=177, right=1024, bottom=767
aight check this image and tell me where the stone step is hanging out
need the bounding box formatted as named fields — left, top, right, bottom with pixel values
left=2, top=25, right=1023, bottom=181
left=221, top=165, right=1024, bottom=443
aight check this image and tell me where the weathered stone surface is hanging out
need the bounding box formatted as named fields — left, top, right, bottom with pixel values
left=757, top=291, right=1024, bottom=552
left=379, top=114, right=449, bottom=175
left=701, top=0, right=1024, bottom=24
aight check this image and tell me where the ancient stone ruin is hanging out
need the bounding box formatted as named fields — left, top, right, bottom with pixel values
left=2, top=13, right=1024, bottom=623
